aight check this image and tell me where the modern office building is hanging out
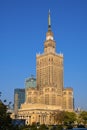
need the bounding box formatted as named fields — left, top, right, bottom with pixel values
left=17, top=11, right=74, bottom=125
left=25, top=76, right=36, bottom=89
left=25, top=76, right=36, bottom=103
left=14, top=88, right=25, bottom=116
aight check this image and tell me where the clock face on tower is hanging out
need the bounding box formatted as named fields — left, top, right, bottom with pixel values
left=46, top=35, right=53, bottom=40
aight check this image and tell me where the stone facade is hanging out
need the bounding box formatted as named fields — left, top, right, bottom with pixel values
left=17, top=11, right=74, bottom=125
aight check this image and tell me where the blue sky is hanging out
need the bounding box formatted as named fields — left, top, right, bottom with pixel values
left=0, top=0, right=87, bottom=110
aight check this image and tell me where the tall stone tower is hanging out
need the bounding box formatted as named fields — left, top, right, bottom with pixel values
left=17, top=11, right=74, bottom=125
left=36, top=11, right=63, bottom=96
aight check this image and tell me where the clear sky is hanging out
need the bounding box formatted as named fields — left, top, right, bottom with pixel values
left=0, top=0, right=87, bottom=110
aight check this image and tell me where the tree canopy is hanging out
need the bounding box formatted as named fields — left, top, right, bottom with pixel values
left=79, top=111, right=87, bottom=124
left=0, top=101, right=12, bottom=130
left=55, top=111, right=76, bottom=125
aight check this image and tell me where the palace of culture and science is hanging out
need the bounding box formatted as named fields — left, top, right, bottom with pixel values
left=14, top=11, right=74, bottom=125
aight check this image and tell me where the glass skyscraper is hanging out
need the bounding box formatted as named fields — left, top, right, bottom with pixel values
left=25, top=76, right=36, bottom=88
left=14, top=88, right=25, bottom=115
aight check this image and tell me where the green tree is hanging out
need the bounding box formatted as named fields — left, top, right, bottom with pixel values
left=55, top=111, right=76, bottom=125
left=0, top=101, right=12, bottom=130
left=38, top=124, right=48, bottom=130
left=79, top=111, right=87, bottom=125
left=63, top=111, right=76, bottom=125
left=55, top=111, right=65, bottom=124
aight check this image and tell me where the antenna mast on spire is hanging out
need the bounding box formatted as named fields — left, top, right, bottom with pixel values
left=48, top=9, right=51, bottom=31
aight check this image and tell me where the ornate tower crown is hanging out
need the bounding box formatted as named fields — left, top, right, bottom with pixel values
left=46, top=10, right=54, bottom=40
left=44, top=10, right=56, bottom=53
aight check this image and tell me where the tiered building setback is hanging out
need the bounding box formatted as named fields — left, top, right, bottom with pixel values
left=17, top=11, right=74, bottom=125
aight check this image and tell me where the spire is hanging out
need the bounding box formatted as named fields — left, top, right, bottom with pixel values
left=44, top=10, right=55, bottom=54
left=48, top=9, right=51, bottom=31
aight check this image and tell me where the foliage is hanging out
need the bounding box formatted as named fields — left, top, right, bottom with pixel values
left=22, top=124, right=49, bottom=130
left=55, top=111, right=76, bottom=125
left=38, top=124, right=49, bottom=130
left=55, top=111, right=65, bottom=124
left=0, top=101, right=13, bottom=130
left=18, top=125, right=29, bottom=130
left=64, top=111, right=76, bottom=125
left=0, top=101, right=7, bottom=115
left=79, top=111, right=87, bottom=124
left=30, top=124, right=37, bottom=130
